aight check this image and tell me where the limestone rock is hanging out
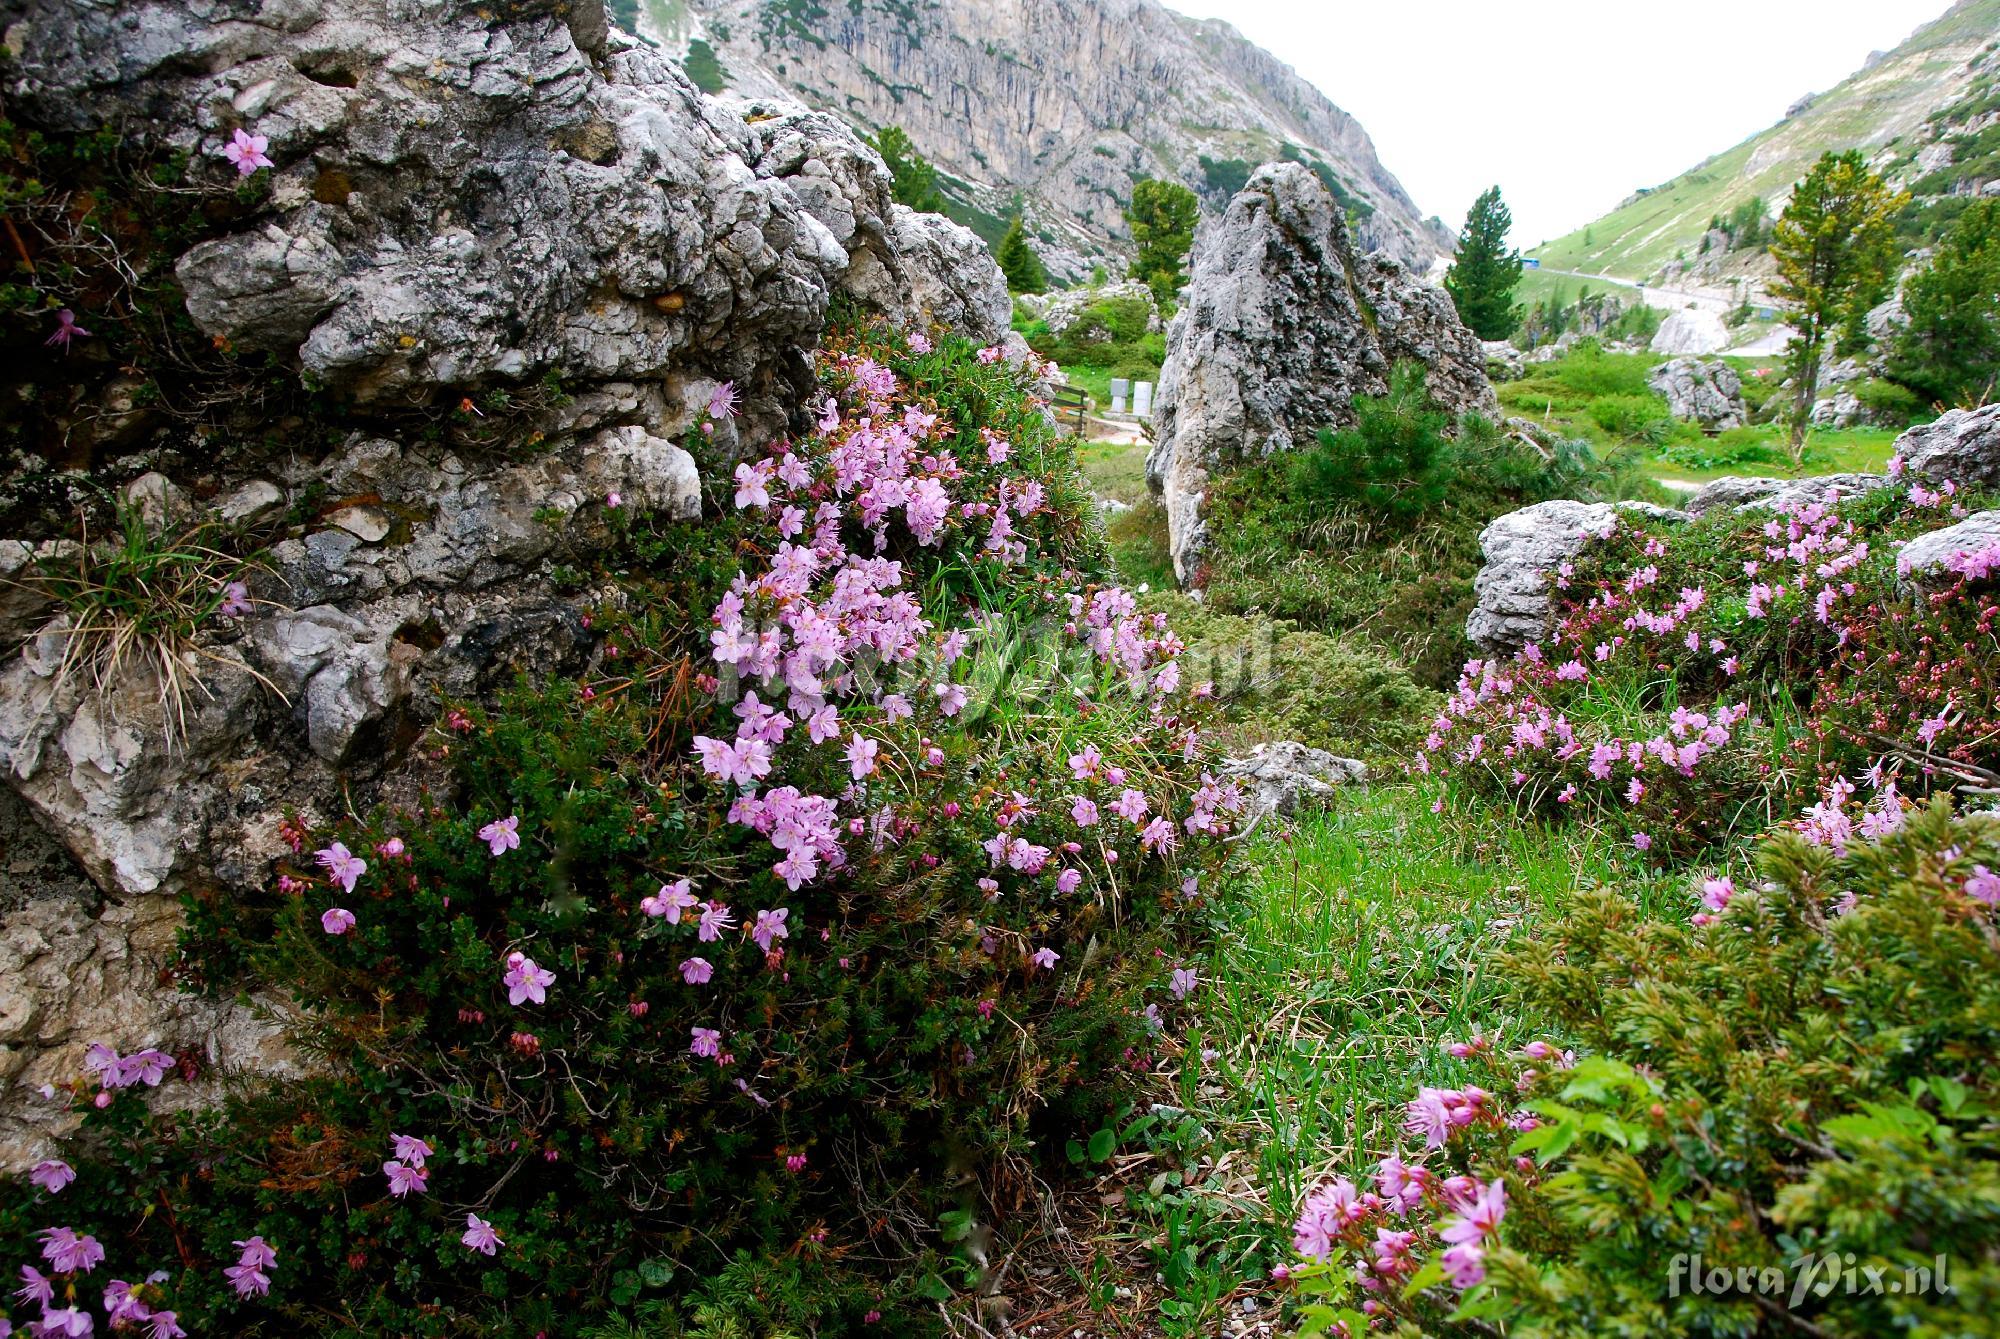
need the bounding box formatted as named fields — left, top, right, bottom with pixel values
left=1220, top=740, right=1366, bottom=820
left=1466, top=500, right=1686, bottom=657
left=1039, top=281, right=1161, bottom=340
left=1897, top=510, right=2000, bottom=586
left=1684, top=474, right=1889, bottom=518
left=1483, top=341, right=1526, bottom=383
left=1145, top=163, right=1496, bottom=581
left=1895, top=403, right=2000, bottom=491
left=1650, top=308, right=1729, bottom=356
left=1648, top=358, right=1745, bottom=430
left=685, top=0, right=1447, bottom=272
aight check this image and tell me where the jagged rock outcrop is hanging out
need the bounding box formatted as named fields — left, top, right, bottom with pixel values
left=674, top=0, right=1447, bottom=276
left=1144, top=163, right=1497, bottom=582
left=1649, top=358, right=1746, bottom=430
left=1465, top=500, right=1687, bottom=657
left=0, top=0, right=1011, bottom=1168
left=1895, top=403, right=2000, bottom=490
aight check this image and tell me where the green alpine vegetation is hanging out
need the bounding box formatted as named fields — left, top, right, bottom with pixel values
left=1445, top=186, right=1525, bottom=341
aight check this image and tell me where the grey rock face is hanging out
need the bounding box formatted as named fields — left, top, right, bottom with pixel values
left=1145, top=163, right=1497, bottom=581
left=1036, top=281, right=1162, bottom=341
left=1466, top=500, right=1686, bottom=657
left=0, top=0, right=1017, bottom=1167
left=1683, top=474, right=1889, bottom=518
left=1220, top=741, right=1366, bottom=820
left=1649, top=358, right=1745, bottom=430
left=1895, top=403, right=2000, bottom=491
left=684, top=0, right=1447, bottom=273
left=1650, top=308, right=1729, bottom=356
left=1897, top=510, right=2000, bottom=586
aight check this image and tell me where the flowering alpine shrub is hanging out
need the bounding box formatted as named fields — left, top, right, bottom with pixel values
left=0, top=321, right=1241, bottom=1335
left=1422, top=473, right=2000, bottom=859
left=1286, top=797, right=2000, bottom=1337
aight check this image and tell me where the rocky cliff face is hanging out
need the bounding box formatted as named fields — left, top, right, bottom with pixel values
left=661, top=0, right=1446, bottom=279
left=1145, top=162, right=1495, bottom=583
left=0, top=0, right=1008, bottom=1168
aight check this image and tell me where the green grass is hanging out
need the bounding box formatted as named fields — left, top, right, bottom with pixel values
left=1077, top=437, right=1150, bottom=505
left=1188, top=784, right=1666, bottom=1231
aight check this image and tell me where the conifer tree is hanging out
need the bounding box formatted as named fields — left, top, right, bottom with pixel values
left=1888, top=199, right=2000, bottom=409
left=1770, top=152, right=1907, bottom=463
left=1125, top=178, right=1200, bottom=306
left=869, top=125, right=944, bottom=214
left=1445, top=187, right=1524, bottom=340
left=995, top=214, right=1047, bottom=294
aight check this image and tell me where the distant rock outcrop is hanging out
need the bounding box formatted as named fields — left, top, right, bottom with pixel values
left=1649, top=358, right=1746, bottom=430
left=678, top=0, right=1448, bottom=276
left=1145, top=163, right=1496, bottom=582
left=1650, top=308, right=1731, bottom=356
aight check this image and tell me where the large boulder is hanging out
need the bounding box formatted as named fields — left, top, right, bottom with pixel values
left=1145, top=162, right=1496, bottom=582
left=1650, top=307, right=1730, bottom=356
left=1220, top=741, right=1367, bottom=820
left=1894, top=403, right=2000, bottom=491
left=1648, top=358, right=1745, bottom=430
left=0, top=0, right=1013, bottom=1169
left=1684, top=473, right=1889, bottom=518
left=1897, top=510, right=2000, bottom=587
left=1466, top=500, right=1686, bottom=657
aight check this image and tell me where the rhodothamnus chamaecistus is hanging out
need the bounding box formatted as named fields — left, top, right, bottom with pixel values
left=1423, top=477, right=2000, bottom=859
left=0, top=320, right=1236, bottom=1335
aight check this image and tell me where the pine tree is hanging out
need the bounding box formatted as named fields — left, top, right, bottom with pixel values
left=1887, top=199, right=2000, bottom=409
left=995, top=215, right=1047, bottom=294
left=869, top=125, right=944, bottom=214
left=1125, top=178, right=1199, bottom=307
left=1445, top=187, right=1524, bottom=340
left=1770, top=152, right=1908, bottom=464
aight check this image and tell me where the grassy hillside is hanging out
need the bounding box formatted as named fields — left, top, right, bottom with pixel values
left=1532, top=0, right=2000, bottom=280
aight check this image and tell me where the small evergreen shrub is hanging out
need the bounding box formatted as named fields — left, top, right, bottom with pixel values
left=0, top=322, right=1241, bottom=1336
left=1288, top=799, right=2000, bottom=1338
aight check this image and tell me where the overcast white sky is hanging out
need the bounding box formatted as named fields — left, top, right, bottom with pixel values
left=1163, top=0, right=1956, bottom=246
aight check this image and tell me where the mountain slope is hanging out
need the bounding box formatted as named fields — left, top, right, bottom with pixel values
left=1532, top=0, right=2000, bottom=283
left=619, top=0, right=1446, bottom=281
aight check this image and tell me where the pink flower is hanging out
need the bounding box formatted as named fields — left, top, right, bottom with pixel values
left=40, top=311, right=88, bottom=355
left=29, top=1159, right=75, bottom=1194
left=707, top=381, right=739, bottom=420
left=1967, top=866, right=2000, bottom=906
left=17, top=1264, right=53, bottom=1305
left=606, top=491, right=622, bottom=508
left=690, top=1026, right=722, bottom=1059
left=39, top=1226, right=105, bottom=1274
left=221, top=127, right=274, bottom=176
left=225, top=1236, right=275, bottom=1297
left=1070, top=797, right=1099, bottom=826
left=680, top=957, right=714, bottom=985
left=502, top=952, right=554, bottom=1006
left=391, top=1133, right=432, bottom=1165
left=750, top=907, right=791, bottom=952
left=1055, top=867, right=1083, bottom=894
left=785, top=1153, right=808, bottom=1173
left=38, top=1307, right=93, bottom=1336
left=1440, top=1177, right=1506, bottom=1245
left=1701, top=876, right=1735, bottom=912
left=1632, top=832, right=1652, bottom=851
left=478, top=815, right=521, bottom=856
left=696, top=902, right=736, bottom=942
left=384, top=1159, right=428, bottom=1197
left=845, top=732, right=880, bottom=780
left=1110, top=788, right=1149, bottom=823
left=641, top=879, right=699, bottom=921
left=217, top=580, right=253, bottom=617
left=315, top=841, right=367, bottom=894
left=320, top=906, right=356, bottom=935
left=1169, top=967, right=1198, bottom=999
left=461, top=1214, right=503, bottom=1255
left=1030, top=946, right=1059, bottom=970
left=147, top=1312, right=187, bottom=1339
left=1440, top=1241, right=1485, bottom=1290
left=933, top=682, right=969, bottom=717
left=733, top=462, right=771, bottom=510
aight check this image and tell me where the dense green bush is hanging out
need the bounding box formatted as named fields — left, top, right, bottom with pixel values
left=1290, top=799, right=2000, bottom=1338
left=1023, top=295, right=1166, bottom=389
left=1585, top=392, right=1672, bottom=442
left=0, top=322, right=1239, bottom=1336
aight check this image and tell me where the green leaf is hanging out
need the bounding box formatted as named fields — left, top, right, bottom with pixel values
left=1403, top=1254, right=1448, bottom=1298
left=1088, top=1127, right=1117, bottom=1163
